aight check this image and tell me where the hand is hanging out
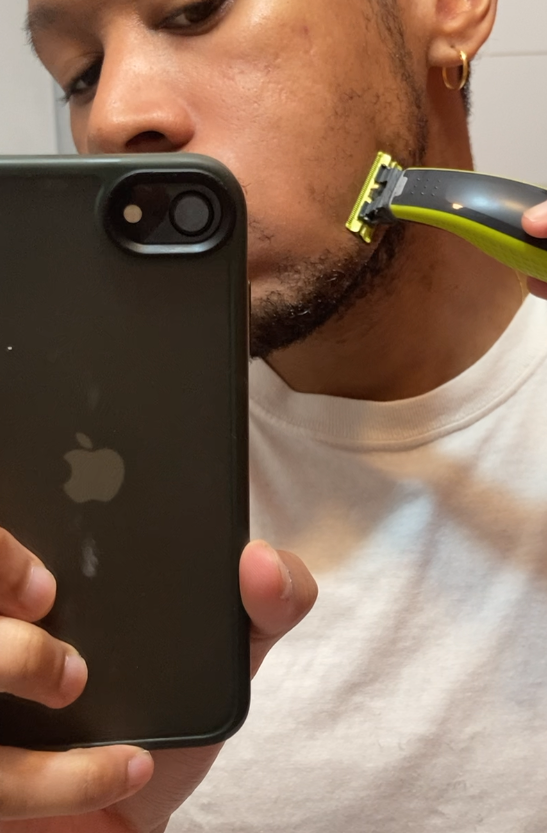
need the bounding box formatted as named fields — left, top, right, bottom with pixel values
left=522, top=201, right=547, bottom=299
left=0, top=532, right=317, bottom=833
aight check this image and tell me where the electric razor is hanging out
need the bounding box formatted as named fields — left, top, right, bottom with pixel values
left=346, top=151, right=547, bottom=282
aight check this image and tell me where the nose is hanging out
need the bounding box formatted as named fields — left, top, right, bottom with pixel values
left=83, top=36, right=196, bottom=154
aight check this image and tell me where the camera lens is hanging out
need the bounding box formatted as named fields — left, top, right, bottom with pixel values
left=171, top=192, right=215, bottom=237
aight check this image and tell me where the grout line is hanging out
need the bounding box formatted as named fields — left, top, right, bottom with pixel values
left=480, top=50, right=547, bottom=58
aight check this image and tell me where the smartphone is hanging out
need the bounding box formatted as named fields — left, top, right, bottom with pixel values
left=0, top=154, right=250, bottom=751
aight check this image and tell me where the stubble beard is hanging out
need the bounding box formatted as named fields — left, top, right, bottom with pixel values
left=250, top=1, right=428, bottom=361
left=250, top=224, right=407, bottom=359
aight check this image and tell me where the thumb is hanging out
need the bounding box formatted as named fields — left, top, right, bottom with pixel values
left=523, top=200, right=547, bottom=238
left=240, top=540, right=318, bottom=677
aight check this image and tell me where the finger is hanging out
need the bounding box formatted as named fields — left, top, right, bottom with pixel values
left=522, top=201, right=547, bottom=238
left=240, top=540, right=318, bottom=676
left=0, top=528, right=56, bottom=622
left=526, top=276, right=547, bottom=300
left=0, top=745, right=154, bottom=820
left=0, top=617, right=88, bottom=709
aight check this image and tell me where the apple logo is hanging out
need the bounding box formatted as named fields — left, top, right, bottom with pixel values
left=63, top=434, right=125, bottom=504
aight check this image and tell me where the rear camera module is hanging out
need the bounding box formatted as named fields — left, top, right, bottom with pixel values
left=105, top=171, right=234, bottom=255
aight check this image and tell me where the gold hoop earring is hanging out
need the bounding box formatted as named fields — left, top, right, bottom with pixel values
left=442, top=50, right=470, bottom=91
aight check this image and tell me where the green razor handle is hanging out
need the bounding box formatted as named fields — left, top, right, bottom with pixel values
left=347, top=151, right=547, bottom=282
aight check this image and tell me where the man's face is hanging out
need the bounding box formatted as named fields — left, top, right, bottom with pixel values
left=28, top=0, right=427, bottom=356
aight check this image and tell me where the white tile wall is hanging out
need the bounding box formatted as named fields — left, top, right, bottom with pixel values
left=471, top=54, right=547, bottom=184
left=471, top=0, right=547, bottom=186
left=0, top=2, right=57, bottom=154
left=481, top=0, right=547, bottom=56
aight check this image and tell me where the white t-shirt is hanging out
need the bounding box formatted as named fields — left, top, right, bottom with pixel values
left=171, top=294, right=547, bottom=832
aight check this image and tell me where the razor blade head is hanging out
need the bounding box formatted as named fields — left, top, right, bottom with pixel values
left=346, top=151, right=402, bottom=243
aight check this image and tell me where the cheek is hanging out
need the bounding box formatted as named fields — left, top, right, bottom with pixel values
left=193, top=10, right=387, bottom=265
left=70, top=115, right=84, bottom=152
left=71, top=110, right=91, bottom=154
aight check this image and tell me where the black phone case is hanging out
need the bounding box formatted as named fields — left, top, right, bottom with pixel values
left=0, top=154, right=250, bottom=751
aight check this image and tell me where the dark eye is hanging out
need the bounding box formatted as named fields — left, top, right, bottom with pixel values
left=160, top=0, right=229, bottom=32
left=64, top=59, right=103, bottom=104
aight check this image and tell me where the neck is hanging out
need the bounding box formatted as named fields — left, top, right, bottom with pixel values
left=268, top=226, right=524, bottom=401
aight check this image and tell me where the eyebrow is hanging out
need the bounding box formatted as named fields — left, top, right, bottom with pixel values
left=25, top=4, right=67, bottom=52
left=25, top=1, right=105, bottom=53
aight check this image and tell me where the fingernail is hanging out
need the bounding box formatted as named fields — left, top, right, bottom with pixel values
left=22, top=565, right=56, bottom=609
left=524, top=202, right=547, bottom=222
left=127, top=751, right=153, bottom=789
left=259, top=541, right=293, bottom=601
left=61, top=651, right=88, bottom=695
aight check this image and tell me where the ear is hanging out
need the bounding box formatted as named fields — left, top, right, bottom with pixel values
left=428, top=0, right=498, bottom=68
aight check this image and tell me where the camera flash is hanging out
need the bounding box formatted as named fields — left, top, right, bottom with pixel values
left=124, top=204, right=143, bottom=224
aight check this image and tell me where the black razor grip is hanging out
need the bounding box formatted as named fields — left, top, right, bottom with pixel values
left=393, top=169, right=547, bottom=250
